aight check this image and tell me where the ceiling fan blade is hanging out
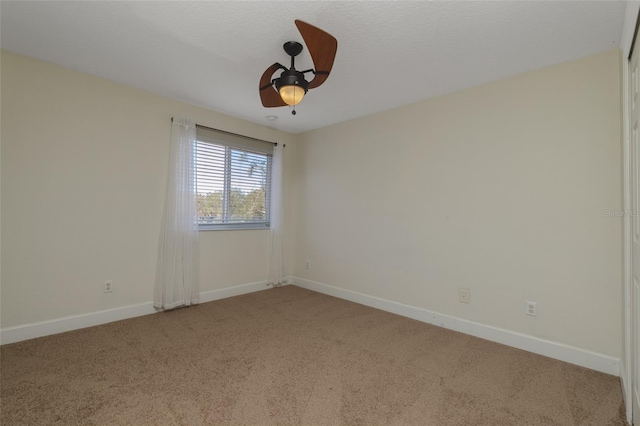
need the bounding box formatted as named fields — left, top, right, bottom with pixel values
left=259, top=63, right=287, bottom=107
left=295, top=20, right=337, bottom=90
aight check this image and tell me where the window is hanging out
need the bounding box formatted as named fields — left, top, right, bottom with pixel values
left=195, top=126, right=273, bottom=230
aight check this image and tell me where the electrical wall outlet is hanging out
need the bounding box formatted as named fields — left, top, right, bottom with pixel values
left=458, top=288, right=470, bottom=304
left=306, top=260, right=311, bottom=269
left=526, top=301, right=537, bottom=316
left=104, top=280, right=113, bottom=293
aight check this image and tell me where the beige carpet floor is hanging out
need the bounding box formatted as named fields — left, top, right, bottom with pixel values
left=0, top=286, right=628, bottom=425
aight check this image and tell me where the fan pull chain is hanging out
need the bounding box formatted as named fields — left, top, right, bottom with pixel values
left=292, top=90, right=297, bottom=115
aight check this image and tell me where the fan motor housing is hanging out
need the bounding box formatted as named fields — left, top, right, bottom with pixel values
left=275, top=69, right=309, bottom=93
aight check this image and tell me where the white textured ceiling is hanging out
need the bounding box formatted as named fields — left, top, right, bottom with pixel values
left=0, top=1, right=626, bottom=134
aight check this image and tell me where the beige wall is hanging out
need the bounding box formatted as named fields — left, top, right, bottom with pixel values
left=293, top=49, right=623, bottom=357
left=1, top=51, right=296, bottom=328
left=1, top=48, right=624, bottom=359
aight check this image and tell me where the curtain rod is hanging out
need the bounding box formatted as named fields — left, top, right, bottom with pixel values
left=171, top=117, right=281, bottom=147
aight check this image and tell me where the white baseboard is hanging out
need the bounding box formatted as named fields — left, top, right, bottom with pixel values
left=293, top=277, right=620, bottom=377
left=0, top=302, right=158, bottom=345
left=199, top=280, right=273, bottom=303
left=0, top=279, right=285, bottom=345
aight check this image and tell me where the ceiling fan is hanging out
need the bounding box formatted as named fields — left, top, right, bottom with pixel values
left=259, top=20, right=338, bottom=115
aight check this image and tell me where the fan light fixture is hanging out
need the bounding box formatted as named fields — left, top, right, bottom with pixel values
left=279, top=85, right=306, bottom=106
left=274, top=69, right=309, bottom=106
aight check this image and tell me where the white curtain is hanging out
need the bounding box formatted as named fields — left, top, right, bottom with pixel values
left=154, top=118, right=199, bottom=309
left=268, top=144, right=286, bottom=286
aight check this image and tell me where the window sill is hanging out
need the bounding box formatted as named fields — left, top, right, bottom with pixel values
left=198, top=223, right=270, bottom=231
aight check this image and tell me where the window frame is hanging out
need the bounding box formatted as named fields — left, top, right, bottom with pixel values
left=195, top=126, right=274, bottom=231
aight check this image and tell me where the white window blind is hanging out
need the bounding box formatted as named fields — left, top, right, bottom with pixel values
left=196, top=126, right=273, bottom=230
